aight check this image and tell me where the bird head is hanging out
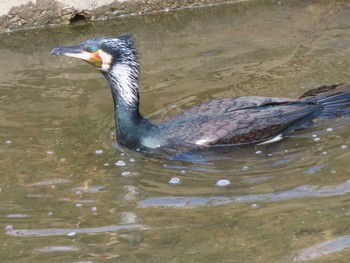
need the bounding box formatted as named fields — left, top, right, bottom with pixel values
left=51, top=34, right=137, bottom=72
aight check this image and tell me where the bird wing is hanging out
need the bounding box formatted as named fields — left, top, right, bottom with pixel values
left=160, top=96, right=320, bottom=146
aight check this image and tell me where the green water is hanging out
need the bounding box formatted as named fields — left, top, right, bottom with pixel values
left=1, top=0, right=350, bottom=262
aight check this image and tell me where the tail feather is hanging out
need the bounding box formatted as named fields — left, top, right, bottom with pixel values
left=320, top=98, right=350, bottom=105
left=301, top=84, right=350, bottom=118
left=316, top=93, right=350, bottom=104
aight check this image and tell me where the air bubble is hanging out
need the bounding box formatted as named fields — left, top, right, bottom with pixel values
left=215, top=179, right=231, bottom=187
left=255, top=150, right=262, bottom=155
left=67, top=231, right=76, bottom=237
left=95, top=149, right=103, bottom=155
left=326, top=127, right=334, bottom=132
left=5, top=225, right=13, bottom=231
left=169, top=177, right=181, bottom=185
left=251, top=203, right=259, bottom=209
left=121, top=171, right=132, bottom=177
left=115, top=160, right=126, bottom=166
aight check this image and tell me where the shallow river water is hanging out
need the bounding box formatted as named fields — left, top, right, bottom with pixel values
left=1, top=0, right=350, bottom=262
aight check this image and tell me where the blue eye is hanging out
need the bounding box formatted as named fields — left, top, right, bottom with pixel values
left=90, top=46, right=98, bottom=52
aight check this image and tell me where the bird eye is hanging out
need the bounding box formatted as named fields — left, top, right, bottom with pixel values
left=90, top=45, right=98, bottom=53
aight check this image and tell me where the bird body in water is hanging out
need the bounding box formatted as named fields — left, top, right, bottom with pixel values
left=52, top=35, right=350, bottom=155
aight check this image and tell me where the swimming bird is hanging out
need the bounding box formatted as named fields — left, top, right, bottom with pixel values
left=52, top=35, right=350, bottom=155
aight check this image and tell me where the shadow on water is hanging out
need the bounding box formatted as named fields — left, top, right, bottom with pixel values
left=1, top=0, right=350, bottom=262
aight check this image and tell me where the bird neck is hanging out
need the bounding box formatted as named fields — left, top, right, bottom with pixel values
left=102, top=63, right=153, bottom=148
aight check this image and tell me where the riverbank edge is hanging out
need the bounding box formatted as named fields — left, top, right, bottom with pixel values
left=0, top=0, right=245, bottom=33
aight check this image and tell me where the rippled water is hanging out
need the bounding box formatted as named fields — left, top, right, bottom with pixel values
left=1, top=0, right=350, bottom=262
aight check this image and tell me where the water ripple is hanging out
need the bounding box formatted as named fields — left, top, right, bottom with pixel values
left=293, top=235, right=350, bottom=261
left=32, top=246, right=80, bottom=253
left=6, top=224, right=147, bottom=237
left=138, top=180, right=350, bottom=208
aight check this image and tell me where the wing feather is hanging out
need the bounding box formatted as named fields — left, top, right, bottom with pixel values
left=160, top=97, right=319, bottom=146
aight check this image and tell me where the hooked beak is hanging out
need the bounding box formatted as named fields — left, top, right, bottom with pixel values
left=51, top=45, right=103, bottom=68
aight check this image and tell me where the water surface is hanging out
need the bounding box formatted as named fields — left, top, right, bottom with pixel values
left=1, top=0, right=350, bottom=262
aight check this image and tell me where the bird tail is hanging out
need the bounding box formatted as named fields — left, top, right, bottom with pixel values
left=300, top=84, right=350, bottom=118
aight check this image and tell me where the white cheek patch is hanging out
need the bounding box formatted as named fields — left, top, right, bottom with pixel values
left=98, top=50, right=112, bottom=71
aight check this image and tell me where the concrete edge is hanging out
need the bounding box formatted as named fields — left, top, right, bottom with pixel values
left=0, top=0, right=245, bottom=33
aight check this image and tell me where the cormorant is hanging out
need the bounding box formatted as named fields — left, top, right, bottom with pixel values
left=52, top=35, right=350, bottom=155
